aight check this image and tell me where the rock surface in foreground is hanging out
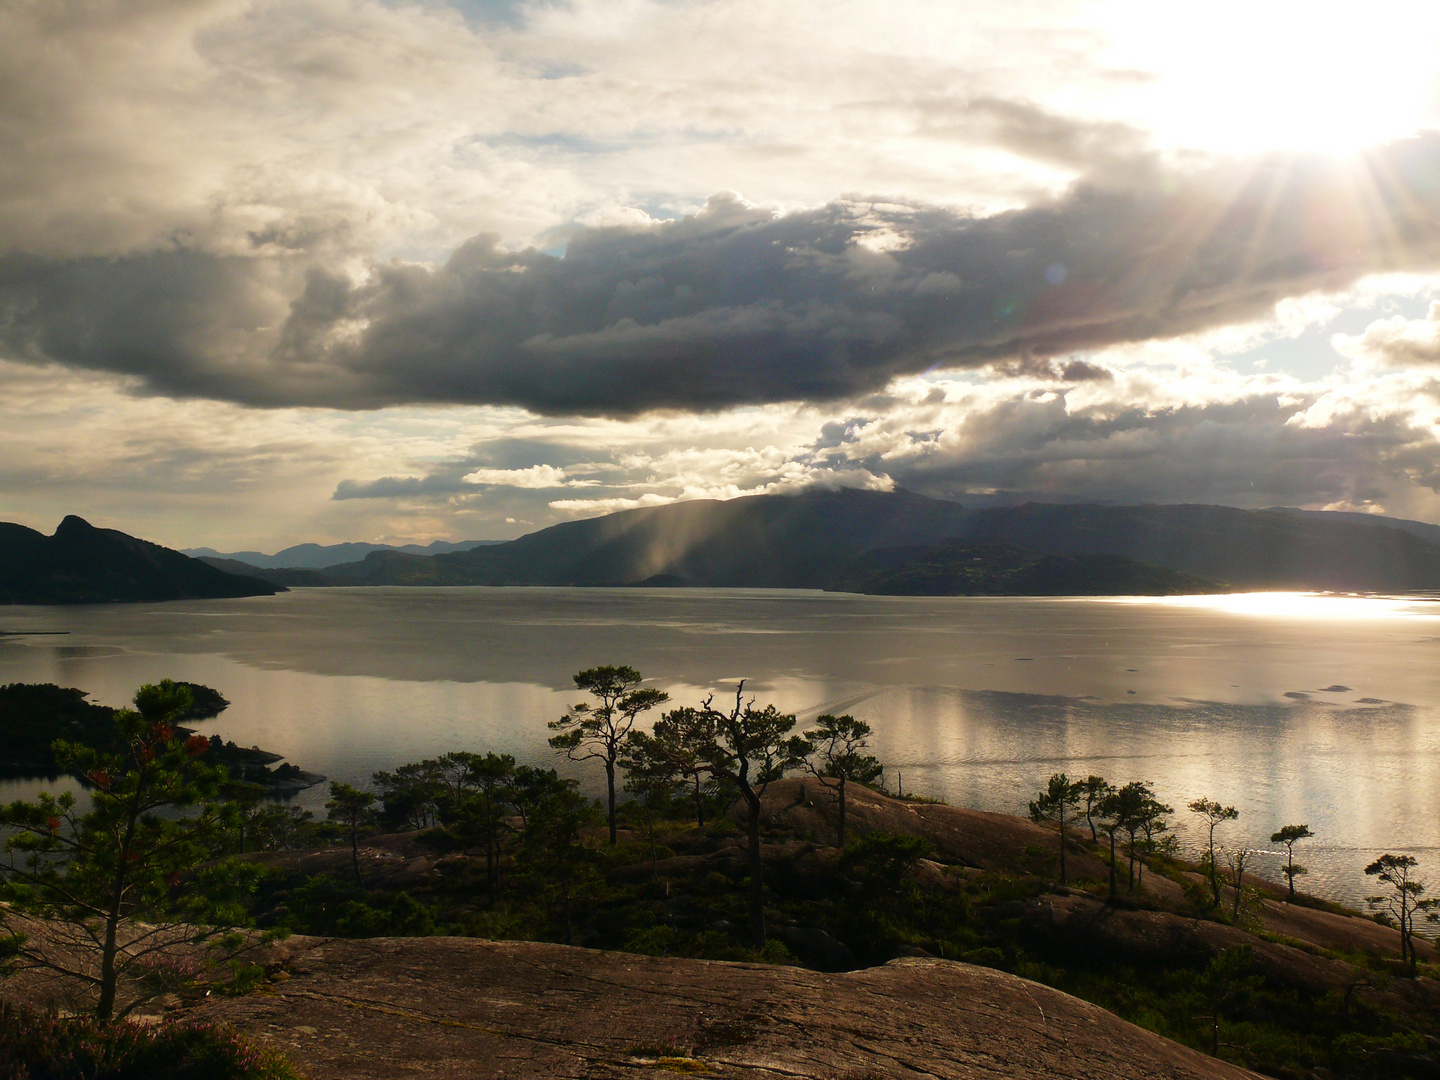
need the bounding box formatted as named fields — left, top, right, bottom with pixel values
left=193, top=937, right=1257, bottom=1079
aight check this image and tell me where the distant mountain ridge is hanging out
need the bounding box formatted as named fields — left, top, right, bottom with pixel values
left=183, top=538, right=501, bottom=569
left=0, top=516, right=278, bottom=604
left=834, top=539, right=1220, bottom=596
left=23, top=493, right=1440, bottom=604
left=951, top=502, right=1440, bottom=591
left=247, top=490, right=1440, bottom=594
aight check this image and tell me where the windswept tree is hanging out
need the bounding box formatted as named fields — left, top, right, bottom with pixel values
left=549, top=666, right=669, bottom=845
left=1079, top=776, right=1113, bottom=843
left=1028, top=773, right=1082, bottom=885
left=1101, top=781, right=1168, bottom=895
left=0, top=680, right=270, bottom=1020
left=786, top=713, right=882, bottom=846
left=1188, top=798, right=1239, bottom=907
left=1270, top=824, right=1313, bottom=903
left=647, top=683, right=800, bottom=947
left=1225, top=848, right=1253, bottom=920
left=1137, top=803, right=1175, bottom=887
left=325, top=782, right=376, bottom=888
left=1364, top=853, right=1437, bottom=976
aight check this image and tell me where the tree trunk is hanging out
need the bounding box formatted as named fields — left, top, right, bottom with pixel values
left=693, top=774, right=704, bottom=828
left=837, top=776, right=847, bottom=847
left=1401, top=902, right=1413, bottom=975
left=1207, top=828, right=1221, bottom=905
left=746, top=796, right=764, bottom=948
left=100, top=791, right=142, bottom=1021
left=97, top=914, right=120, bottom=1022
left=1057, top=808, right=1067, bottom=885
left=1285, top=850, right=1295, bottom=902
left=1127, top=833, right=1136, bottom=890
left=605, top=760, right=617, bottom=845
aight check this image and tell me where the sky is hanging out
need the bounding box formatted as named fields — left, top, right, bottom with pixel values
left=5, top=0, right=1440, bottom=551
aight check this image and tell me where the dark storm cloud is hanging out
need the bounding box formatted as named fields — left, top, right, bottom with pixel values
left=4, top=135, right=1440, bottom=414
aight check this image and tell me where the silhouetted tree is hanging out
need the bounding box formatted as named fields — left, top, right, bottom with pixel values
left=1364, top=853, right=1437, bottom=976
left=1028, top=773, right=1082, bottom=885
left=648, top=683, right=800, bottom=947
left=1270, top=824, right=1313, bottom=903
left=1188, top=798, right=1239, bottom=907
left=250, top=803, right=314, bottom=851
left=371, top=760, right=445, bottom=830
left=1101, top=780, right=1167, bottom=894
left=1225, top=847, right=1253, bottom=920
left=513, top=781, right=601, bottom=946
left=218, top=779, right=268, bottom=855
left=1126, top=787, right=1172, bottom=891
left=1079, top=775, right=1113, bottom=843
left=549, top=666, right=669, bottom=845
left=510, top=764, right=573, bottom=829
left=445, top=753, right=517, bottom=902
left=787, top=713, right=883, bottom=846
left=0, top=680, right=268, bottom=1020
left=624, top=719, right=725, bottom=829
left=1136, top=802, right=1174, bottom=887
left=325, top=782, right=376, bottom=887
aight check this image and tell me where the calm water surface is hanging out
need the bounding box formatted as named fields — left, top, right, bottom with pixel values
left=2, top=587, right=1438, bottom=910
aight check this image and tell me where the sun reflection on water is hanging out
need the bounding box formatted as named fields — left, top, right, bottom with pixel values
left=1092, top=592, right=1440, bottom=620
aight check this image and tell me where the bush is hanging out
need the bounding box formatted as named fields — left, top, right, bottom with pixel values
left=0, top=1003, right=299, bottom=1080
left=280, top=876, right=436, bottom=937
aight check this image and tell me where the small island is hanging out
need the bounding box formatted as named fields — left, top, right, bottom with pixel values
left=0, top=681, right=324, bottom=794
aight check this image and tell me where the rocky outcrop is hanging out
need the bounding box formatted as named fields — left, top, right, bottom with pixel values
left=190, top=936, right=1259, bottom=1079
left=752, top=778, right=1116, bottom=880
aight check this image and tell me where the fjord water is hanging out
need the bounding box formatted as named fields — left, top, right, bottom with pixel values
left=2, top=587, right=1438, bottom=909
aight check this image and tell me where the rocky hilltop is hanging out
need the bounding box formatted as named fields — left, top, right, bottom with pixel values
left=187, top=937, right=1256, bottom=1080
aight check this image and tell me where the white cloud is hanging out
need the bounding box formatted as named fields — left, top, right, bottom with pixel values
left=1334, top=302, right=1440, bottom=368
left=461, top=464, right=593, bottom=488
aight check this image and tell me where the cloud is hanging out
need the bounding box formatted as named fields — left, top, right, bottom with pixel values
left=7, top=136, right=1440, bottom=415
left=810, top=366, right=1440, bottom=513
left=460, top=464, right=595, bottom=487
left=548, top=493, right=678, bottom=515
left=1334, top=301, right=1440, bottom=367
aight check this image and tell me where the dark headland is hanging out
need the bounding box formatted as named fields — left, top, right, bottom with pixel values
left=0, top=515, right=278, bottom=604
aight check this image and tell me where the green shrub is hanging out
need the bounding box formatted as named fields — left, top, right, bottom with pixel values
left=0, top=1003, right=298, bottom=1080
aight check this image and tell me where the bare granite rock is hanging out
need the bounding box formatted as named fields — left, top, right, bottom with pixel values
left=190, top=936, right=1259, bottom=1079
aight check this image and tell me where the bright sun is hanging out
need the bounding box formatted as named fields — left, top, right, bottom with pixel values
left=1098, top=0, right=1440, bottom=154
